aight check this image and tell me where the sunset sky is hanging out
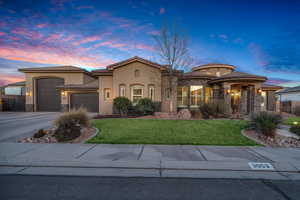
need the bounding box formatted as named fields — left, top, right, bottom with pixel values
left=0, top=0, right=300, bottom=87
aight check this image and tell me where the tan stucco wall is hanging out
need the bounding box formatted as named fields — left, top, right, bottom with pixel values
left=83, top=73, right=96, bottom=83
left=99, top=76, right=113, bottom=114
left=24, top=72, right=85, bottom=109
left=112, top=61, right=162, bottom=102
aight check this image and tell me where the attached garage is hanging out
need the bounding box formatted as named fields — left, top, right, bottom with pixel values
left=70, top=93, right=99, bottom=112
left=36, top=78, right=64, bottom=111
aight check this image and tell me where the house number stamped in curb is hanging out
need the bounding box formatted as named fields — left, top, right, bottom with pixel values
left=248, top=162, right=274, bottom=170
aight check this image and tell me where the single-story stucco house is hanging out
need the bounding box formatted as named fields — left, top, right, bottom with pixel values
left=276, top=86, right=300, bottom=113
left=18, top=56, right=282, bottom=115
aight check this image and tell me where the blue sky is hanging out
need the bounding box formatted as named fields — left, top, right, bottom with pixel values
left=0, top=0, right=299, bottom=86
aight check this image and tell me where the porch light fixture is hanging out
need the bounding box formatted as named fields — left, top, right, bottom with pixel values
left=26, top=92, right=32, bottom=96
left=293, top=121, right=299, bottom=126
left=61, top=91, right=66, bottom=96
left=226, top=89, right=231, bottom=94
left=257, top=89, right=262, bottom=94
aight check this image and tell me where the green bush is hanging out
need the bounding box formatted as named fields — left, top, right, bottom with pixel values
left=290, top=125, right=300, bottom=136
left=136, top=98, right=155, bottom=115
left=113, top=97, right=132, bottom=116
left=249, top=111, right=282, bottom=137
left=33, top=129, right=46, bottom=138
left=293, top=106, right=300, bottom=117
left=199, top=100, right=226, bottom=119
left=53, top=108, right=90, bottom=142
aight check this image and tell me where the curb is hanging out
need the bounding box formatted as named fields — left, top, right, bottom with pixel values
left=80, top=127, right=99, bottom=144
left=241, top=129, right=269, bottom=146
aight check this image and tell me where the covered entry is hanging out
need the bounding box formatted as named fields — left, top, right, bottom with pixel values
left=70, top=93, right=99, bottom=112
left=36, top=78, right=64, bottom=111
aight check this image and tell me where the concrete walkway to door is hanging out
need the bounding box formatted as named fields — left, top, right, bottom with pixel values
left=1, top=143, right=300, bottom=180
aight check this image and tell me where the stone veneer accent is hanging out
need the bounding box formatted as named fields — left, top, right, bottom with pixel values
left=25, top=104, right=34, bottom=112
left=61, top=104, right=69, bottom=112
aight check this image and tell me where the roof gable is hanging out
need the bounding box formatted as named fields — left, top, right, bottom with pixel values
left=106, top=56, right=166, bottom=70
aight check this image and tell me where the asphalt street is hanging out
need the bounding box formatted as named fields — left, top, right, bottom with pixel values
left=0, top=175, right=299, bottom=200
left=0, top=112, right=60, bottom=142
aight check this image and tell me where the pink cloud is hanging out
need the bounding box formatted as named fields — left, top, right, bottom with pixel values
left=0, top=32, right=6, bottom=36
left=45, top=33, right=63, bottom=42
left=135, top=44, right=155, bottom=51
left=94, top=40, right=127, bottom=49
left=62, top=34, right=76, bottom=42
left=72, top=35, right=102, bottom=46
left=147, top=30, right=160, bottom=36
left=36, top=23, right=47, bottom=28
left=12, top=28, right=43, bottom=39
left=0, top=74, right=24, bottom=86
left=159, top=7, right=165, bottom=14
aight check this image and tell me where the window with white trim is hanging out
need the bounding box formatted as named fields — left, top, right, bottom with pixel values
left=149, top=86, right=155, bottom=101
left=177, top=86, right=188, bottom=107
left=119, top=85, right=126, bottom=97
left=131, top=85, right=143, bottom=103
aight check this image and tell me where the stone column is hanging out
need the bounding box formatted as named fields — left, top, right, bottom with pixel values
left=223, top=83, right=232, bottom=115
left=240, top=87, right=248, bottom=114
left=254, top=84, right=262, bottom=113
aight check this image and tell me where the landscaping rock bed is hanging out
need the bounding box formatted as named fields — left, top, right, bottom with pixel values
left=243, top=129, right=300, bottom=148
left=19, top=127, right=97, bottom=144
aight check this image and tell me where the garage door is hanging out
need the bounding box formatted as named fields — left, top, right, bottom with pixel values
left=71, top=93, right=99, bottom=112
left=36, top=78, right=64, bottom=111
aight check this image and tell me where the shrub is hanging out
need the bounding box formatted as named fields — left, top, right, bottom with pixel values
left=53, top=108, right=90, bottom=142
left=290, top=125, right=300, bottom=136
left=249, top=111, right=282, bottom=137
left=113, top=97, right=132, bottom=116
left=199, top=100, right=226, bottom=119
left=153, top=101, right=162, bottom=112
left=135, top=98, right=155, bottom=115
left=293, top=106, right=300, bottom=117
left=33, top=129, right=46, bottom=138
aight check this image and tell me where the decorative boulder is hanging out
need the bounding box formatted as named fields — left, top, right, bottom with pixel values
left=177, top=109, right=192, bottom=120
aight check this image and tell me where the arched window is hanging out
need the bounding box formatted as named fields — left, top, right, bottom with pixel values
left=134, top=69, right=140, bottom=77
left=149, top=85, right=155, bottom=101
left=119, top=85, right=126, bottom=97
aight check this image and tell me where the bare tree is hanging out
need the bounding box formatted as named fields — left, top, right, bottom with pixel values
left=153, top=22, right=194, bottom=112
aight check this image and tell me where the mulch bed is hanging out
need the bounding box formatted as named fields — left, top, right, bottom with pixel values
left=19, top=127, right=97, bottom=144
left=243, top=129, right=300, bottom=148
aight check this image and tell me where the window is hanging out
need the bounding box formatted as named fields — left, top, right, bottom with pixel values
left=177, top=86, right=188, bottom=107
left=104, top=88, right=111, bottom=101
left=165, top=88, right=171, bottom=99
left=261, top=91, right=267, bottom=111
left=131, top=85, right=143, bottom=103
left=205, top=87, right=213, bottom=103
left=190, top=85, right=203, bottom=107
left=119, top=85, right=126, bottom=97
left=149, top=86, right=155, bottom=101
left=4, top=86, right=23, bottom=95
left=216, top=71, right=221, bottom=77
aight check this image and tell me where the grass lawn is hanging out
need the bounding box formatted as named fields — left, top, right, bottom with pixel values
left=283, top=117, right=300, bottom=126
left=88, top=119, right=257, bottom=146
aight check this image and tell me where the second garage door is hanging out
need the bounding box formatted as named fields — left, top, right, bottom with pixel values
left=70, top=93, right=99, bottom=112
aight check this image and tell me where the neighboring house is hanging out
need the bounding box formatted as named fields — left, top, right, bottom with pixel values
left=3, top=81, right=26, bottom=96
left=0, top=81, right=26, bottom=111
left=276, top=86, right=300, bottom=113
left=18, top=56, right=282, bottom=114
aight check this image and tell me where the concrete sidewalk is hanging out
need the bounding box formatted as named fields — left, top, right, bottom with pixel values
left=1, top=143, right=300, bottom=180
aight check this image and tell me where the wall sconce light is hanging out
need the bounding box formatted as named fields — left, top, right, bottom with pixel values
left=257, top=89, right=262, bottom=94
left=26, top=92, right=32, bottom=96
left=293, top=121, right=299, bottom=126
left=61, top=91, right=66, bottom=96
left=226, top=89, right=231, bottom=94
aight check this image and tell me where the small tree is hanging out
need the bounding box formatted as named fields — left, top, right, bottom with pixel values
left=153, top=21, right=194, bottom=112
left=136, top=98, right=155, bottom=115
left=113, top=97, right=132, bottom=116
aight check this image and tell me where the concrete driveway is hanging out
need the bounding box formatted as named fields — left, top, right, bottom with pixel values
left=0, top=112, right=61, bottom=142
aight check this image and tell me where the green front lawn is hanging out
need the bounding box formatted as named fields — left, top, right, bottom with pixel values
left=88, top=119, right=257, bottom=146
left=283, top=117, right=300, bottom=126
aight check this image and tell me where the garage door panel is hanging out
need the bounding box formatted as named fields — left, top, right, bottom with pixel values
left=71, top=93, right=99, bottom=112
left=36, top=78, right=64, bottom=111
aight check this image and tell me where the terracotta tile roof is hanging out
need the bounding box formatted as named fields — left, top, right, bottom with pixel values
left=192, top=63, right=236, bottom=71
left=276, top=86, right=300, bottom=94
left=182, top=71, right=216, bottom=79
left=106, top=56, right=166, bottom=70
left=261, top=83, right=283, bottom=91
left=208, top=71, right=267, bottom=83
left=19, top=65, right=87, bottom=72
left=57, top=80, right=98, bottom=90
